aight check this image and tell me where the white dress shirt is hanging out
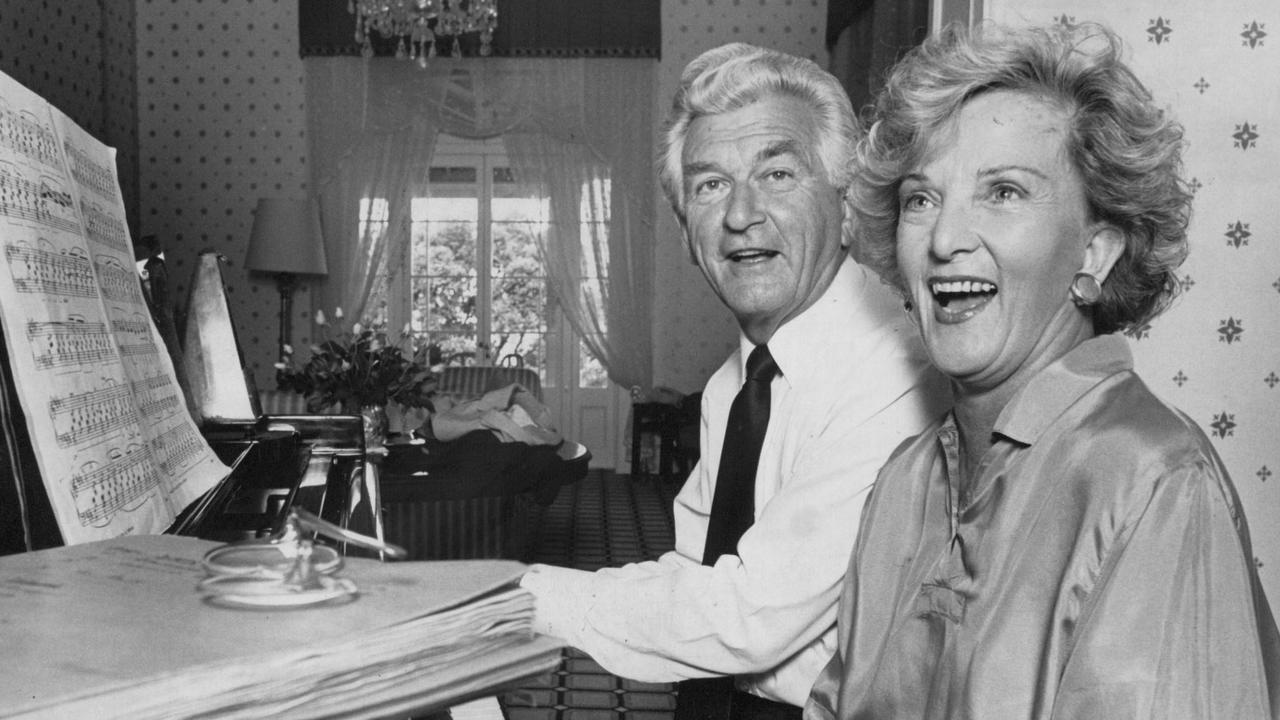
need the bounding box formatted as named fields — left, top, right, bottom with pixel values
left=521, top=257, right=948, bottom=706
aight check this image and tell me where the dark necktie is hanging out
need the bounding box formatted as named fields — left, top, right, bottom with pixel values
left=677, top=343, right=779, bottom=720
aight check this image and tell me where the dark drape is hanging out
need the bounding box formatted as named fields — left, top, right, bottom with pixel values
left=826, top=0, right=930, bottom=121
left=300, top=0, right=660, bottom=58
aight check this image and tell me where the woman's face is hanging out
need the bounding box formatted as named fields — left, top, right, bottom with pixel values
left=895, top=89, right=1110, bottom=394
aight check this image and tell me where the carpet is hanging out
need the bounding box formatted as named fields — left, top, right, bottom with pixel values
left=500, top=471, right=681, bottom=720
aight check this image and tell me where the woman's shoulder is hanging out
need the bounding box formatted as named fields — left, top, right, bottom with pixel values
left=1050, top=370, right=1235, bottom=512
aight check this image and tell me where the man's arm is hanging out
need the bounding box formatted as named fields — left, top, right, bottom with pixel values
left=521, top=378, right=936, bottom=683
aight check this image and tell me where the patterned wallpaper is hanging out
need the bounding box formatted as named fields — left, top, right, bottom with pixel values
left=0, top=0, right=138, bottom=233
left=135, top=0, right=310, bottom=391
left=651, top=0, right=832, bottom=393
left=984, top=0, right=1280, bottom=611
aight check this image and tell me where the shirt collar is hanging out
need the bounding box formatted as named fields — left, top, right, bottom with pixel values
left=994, top=334, right=1134, bottom=445
left=736, top=257, right=867, bottom=385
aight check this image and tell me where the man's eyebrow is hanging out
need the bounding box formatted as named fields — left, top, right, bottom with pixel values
left=682, top=139, right=811, bottom=181
left=755, top=139, right=805, bottom=165
left=683, top=160, right=718, bottom=178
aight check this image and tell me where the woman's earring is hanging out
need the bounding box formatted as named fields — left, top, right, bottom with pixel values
left=903, top=298, right=914, bottom=313
left=1070, top=271, right=1103, bottom=307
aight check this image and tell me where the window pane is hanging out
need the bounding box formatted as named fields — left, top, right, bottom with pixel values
left=412, top=275, right=477, bottom=333
left=438, top=336, right=480, bottom=365
left=491, top=332, right=545, bottom=384
left=579, top=339, right=608, bottom=389
left=492, top=220, right=544, bottom=278
left=491, top=276, right=546, bottom=332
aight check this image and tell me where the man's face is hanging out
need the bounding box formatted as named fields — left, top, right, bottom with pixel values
left=681, top=95, right=848, bottom=344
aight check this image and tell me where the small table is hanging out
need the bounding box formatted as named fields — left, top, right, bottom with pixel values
left=630, top=402, right=684, bottom=480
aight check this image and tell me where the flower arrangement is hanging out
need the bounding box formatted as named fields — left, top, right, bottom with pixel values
left=275, top=308, right=439, bottom=414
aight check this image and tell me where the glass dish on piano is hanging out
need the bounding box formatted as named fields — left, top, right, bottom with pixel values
left=199, top=507, right=407, bottom=609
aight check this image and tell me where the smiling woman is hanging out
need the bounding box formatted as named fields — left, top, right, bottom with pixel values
left=806, top=20, right=1280, bottom=720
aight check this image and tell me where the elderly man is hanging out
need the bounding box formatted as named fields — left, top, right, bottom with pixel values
left=520, top=43, right=947, bottom=719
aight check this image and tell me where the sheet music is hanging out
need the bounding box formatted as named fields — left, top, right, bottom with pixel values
left=0, top=71, right=226, bottom=543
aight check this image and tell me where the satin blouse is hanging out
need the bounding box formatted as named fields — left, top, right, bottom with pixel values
left=806, top=335, right=1280, bottom=720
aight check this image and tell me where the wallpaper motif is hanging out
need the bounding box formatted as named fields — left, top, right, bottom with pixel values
left=987, top=0, right=1280, bottom=616
left=0, top=0, right=105, bottom=138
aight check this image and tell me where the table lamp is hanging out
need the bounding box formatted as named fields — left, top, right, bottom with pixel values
left=245, top=198, right=328, bottom=359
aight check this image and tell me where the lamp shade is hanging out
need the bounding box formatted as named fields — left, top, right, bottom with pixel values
left=245, top=198, right=328, bottom=276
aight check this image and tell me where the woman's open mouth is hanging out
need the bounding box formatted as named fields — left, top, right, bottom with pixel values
left=929, top=278, right=998, bottom=323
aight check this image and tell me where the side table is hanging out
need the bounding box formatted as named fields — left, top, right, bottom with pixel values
left=630, top=402, right=683, bottom=480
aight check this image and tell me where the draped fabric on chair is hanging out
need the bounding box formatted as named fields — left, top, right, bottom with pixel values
left=304, top=57, right=656, bottom=391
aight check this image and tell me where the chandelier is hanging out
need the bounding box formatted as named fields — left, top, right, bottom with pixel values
left=349, top=0, right=498, bottom=65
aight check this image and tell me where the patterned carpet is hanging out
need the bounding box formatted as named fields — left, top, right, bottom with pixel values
left=499, top=471, right=682, bottom=720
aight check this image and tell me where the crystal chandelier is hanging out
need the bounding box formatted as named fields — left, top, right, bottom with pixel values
left=349, top=0, right=498, bottom=65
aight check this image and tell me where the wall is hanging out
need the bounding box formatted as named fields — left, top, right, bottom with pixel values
left=651, top=0, right=832, bottom=394
left=128, top=0, right=830, bottom=397
left=0, top=0, right=139, bottom=234
left=136, top=0, right=311, bottom=391
left=981, top=0, right=1280, bottom=610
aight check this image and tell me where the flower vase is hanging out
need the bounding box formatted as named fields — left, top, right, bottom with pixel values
left=359, top=404, right=389, bottom=451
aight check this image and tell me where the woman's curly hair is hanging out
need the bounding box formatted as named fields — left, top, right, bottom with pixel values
left=853, top=21, right=1192, bottom=334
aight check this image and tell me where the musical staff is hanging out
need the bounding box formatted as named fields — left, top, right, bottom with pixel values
left=27, top=319, right=116, bottom=369
left=111, top=313, right=157, bottom=357
left=153, top=425, right=207, bottom=477
left=81, top=199, right=128, bottom=252
left=49, top=382, right=138, bottom=447
left=71, top=444, right=160, bottom=527
left=64, top=140, right=117, bottom=200
left=0, top=163, right=82, bottom=234
left=94, top=254, right=143, bottom=304
left=0, top=102, right=59, bottom=168
left=131, top=373, right=181, bottom=420
left=5, top=241, right=97, bottom=298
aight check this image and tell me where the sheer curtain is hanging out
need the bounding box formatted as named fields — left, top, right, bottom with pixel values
left=305, top=57, right=656, bottom=391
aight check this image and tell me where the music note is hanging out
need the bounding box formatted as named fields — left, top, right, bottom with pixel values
left=111, top=312, right=157, bottom=358
left=5, top=241, right=97, bottom=298
left=94, top=255, right=143, bottom=305
left=63, top=140, right=118, bottom=201
left=49, top=382, right=138, bottom=447
left=27, top=319, right=116, bottom=369
left=153, top=425, right=206, bottom=476
left=0, top=102, right=60, bottom=169
left=0, top=163, right=82, bottom=234
left=81, top=199, right=128, bottom=253
left=71, top=444, right=160, bottom=527
left=131, top=373, right=181, bottom=420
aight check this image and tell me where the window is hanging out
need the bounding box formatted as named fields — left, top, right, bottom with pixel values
left=408, top=160, right=550, bottom=375
left=368, top=135, right=607, bottom=390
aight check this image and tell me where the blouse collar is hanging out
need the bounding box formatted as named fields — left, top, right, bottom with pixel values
left=994, top=334, right=1134, bottom=445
